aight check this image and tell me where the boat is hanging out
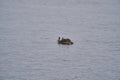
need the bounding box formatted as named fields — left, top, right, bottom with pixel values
left=57, top=37, right=73, bottom=45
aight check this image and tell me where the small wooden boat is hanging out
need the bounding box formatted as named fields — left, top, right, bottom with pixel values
left=57, top=37, right=73, bottom=45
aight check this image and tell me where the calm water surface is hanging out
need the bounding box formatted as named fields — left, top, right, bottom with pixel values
left=0, top=0, right=120, bottom=80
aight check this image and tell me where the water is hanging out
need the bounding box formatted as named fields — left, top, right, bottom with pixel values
left=0, top=0, right=120, bottom=80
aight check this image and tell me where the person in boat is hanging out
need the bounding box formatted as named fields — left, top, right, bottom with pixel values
left=62, top=37, right=71, bottom=42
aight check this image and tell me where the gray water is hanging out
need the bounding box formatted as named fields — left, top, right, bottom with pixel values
left=0, top=0, right=120, bottom=80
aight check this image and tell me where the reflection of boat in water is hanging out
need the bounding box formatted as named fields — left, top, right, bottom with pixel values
left=57, top=37, right=73, bottom=45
